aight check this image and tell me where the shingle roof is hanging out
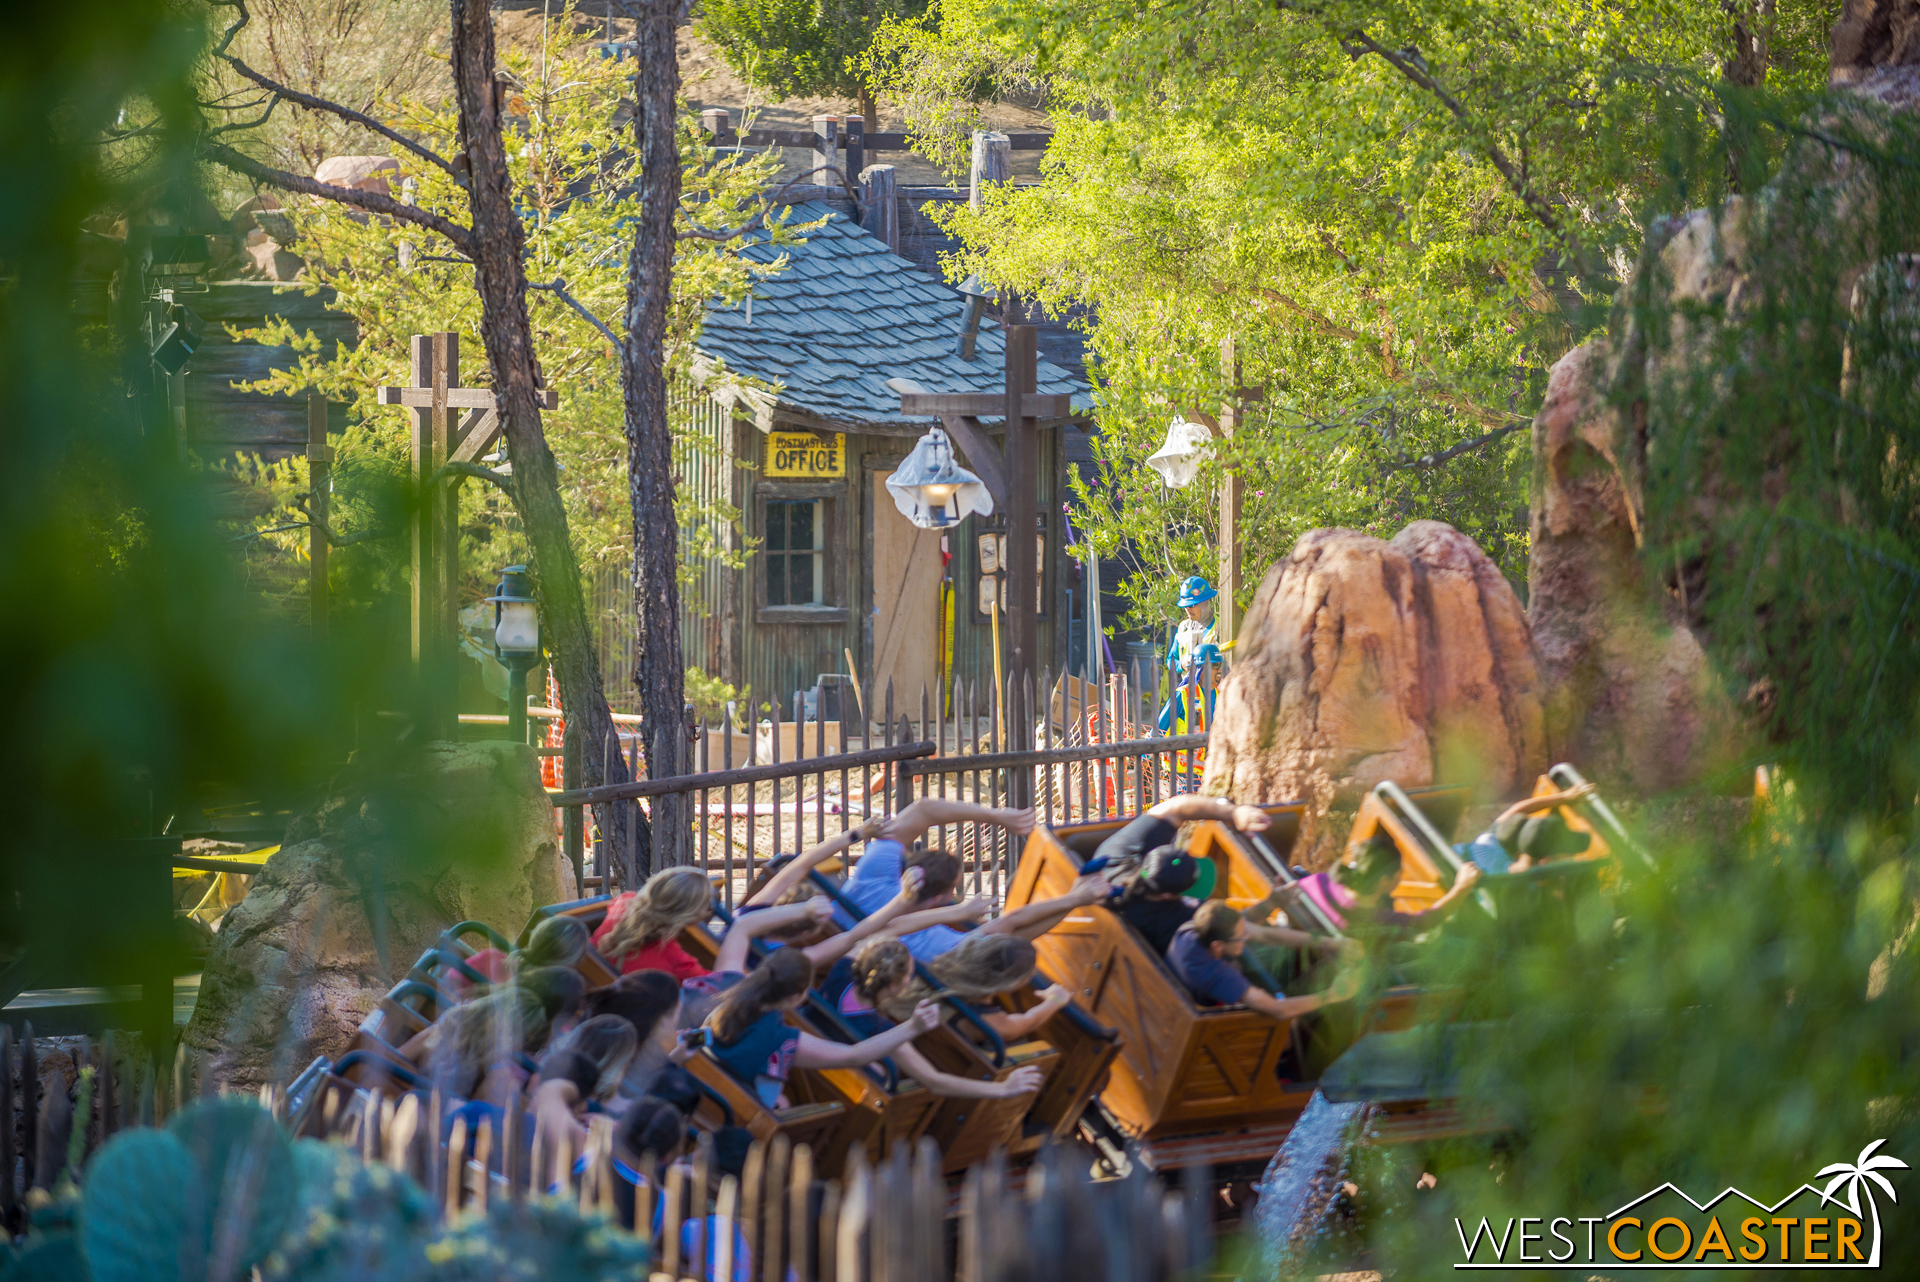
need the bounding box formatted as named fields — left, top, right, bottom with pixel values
left=698, top=201, right=1089, bottom=428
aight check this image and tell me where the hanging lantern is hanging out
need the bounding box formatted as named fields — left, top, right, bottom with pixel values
left=885, top=426, right=992, bottom=529
left=1147, top=415, right=1213, bottom=489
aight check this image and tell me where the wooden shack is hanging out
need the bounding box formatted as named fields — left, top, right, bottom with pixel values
left=681, top=200, right=1091, bottom=717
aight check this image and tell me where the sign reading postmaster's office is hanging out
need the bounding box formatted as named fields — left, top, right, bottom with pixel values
left=765, top=430, right=845, bottom=479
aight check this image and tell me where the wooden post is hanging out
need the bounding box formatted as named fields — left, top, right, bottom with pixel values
left=563, top=720, right=584, bottom=893
left=701, top=108, right=730, bottom=140
left=842, top=116, right=864, bottom=186
left=1003, top=325, right=1038, bottom=792
left=408, top=333, right=462, bottom=742
left=1217, top=335, right=1242, bottom=647
left=859, top=165, right=899, bottom=255
left=812, top=114, right=840, bottom=187
left=969, top=131, right=1011, bottom=212
left=307, top=390, right=331, bottom=641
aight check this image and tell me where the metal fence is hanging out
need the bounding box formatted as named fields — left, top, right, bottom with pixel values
left=549, top=660, right=1218, bottom=906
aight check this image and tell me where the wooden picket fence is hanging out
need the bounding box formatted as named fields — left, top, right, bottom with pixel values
left=1, top=1023, right=1217, bottom=1281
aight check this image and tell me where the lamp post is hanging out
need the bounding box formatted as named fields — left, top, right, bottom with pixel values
left=884, top=426, right=993, bottom=529
left=487, top=565, right=541, bottom=743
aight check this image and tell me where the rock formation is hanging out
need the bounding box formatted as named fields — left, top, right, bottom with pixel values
left=1201, top=521, right=1545, bottom=860
left=1522, top=1, right=1920, bottom=794
left=183, top=741, right=574, bottom=1091
left=1526, top=335, right=1746, bottom=794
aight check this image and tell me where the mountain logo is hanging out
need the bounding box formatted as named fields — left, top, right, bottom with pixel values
left=1453, top=1141, right=1909, bottom=1269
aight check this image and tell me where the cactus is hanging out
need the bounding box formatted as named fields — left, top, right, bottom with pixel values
left=0, top=1233, right=88, bottom=1282
left=76, top=1100, right=295, bottom=1282
left=165, top=1099, right=297, bottom=1280
left=78, top=1130, right=199, bottom=1282
left=425, top=1198, right=650, bottom=1282
left=260, top=1142, right=435, bottom=1282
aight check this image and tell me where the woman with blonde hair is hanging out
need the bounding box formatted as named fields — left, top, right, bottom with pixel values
left=592, top=866, right=715, bottom=980
left=879, top=932, right=1071, bottom=1040
left=820, top=938, right=1044, bottom=1101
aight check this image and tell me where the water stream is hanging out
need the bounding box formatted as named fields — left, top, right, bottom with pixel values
left=1251, top=1090, right=1374, bottom=1277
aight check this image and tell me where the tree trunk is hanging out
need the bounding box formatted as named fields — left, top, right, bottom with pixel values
left=858, top=85, right=879, bottom=134
left=622, top=0, right=688, bottom=872
left=1722, top=0, right=1772, bottom=189
left=449, top=0, right=635, bottom=876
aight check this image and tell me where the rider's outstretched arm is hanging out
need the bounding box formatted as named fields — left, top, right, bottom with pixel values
left=884, top=798, right=1035, bottom=847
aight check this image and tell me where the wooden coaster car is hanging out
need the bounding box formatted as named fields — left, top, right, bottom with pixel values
left=1006, top=809, right=1422, bottom=1148
left=1007, top=815, right=1317, bottom=1141
left=682, top=1048, right=850, bottom=1155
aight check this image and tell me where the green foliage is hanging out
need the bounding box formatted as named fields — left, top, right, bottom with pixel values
left=864, top=0, right=1045, bottom=176
left=214, top=9, right=798, bottom=615
left=1353, top=795, right=1920, bottom=1276
left=699, top=0, right=932, bottom=112
left=874, top=0, right=1836, bottom=629
left=684, top=666, right=748, bottom=725
left=80, top=1130, right=200, bottom=1282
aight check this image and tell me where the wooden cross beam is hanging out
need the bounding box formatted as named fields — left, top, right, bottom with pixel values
left=378, top=334, right=560, bottom=741
left=896, top=392, right=1073, bottom=419
left=376, top=384, right=556, bottom=465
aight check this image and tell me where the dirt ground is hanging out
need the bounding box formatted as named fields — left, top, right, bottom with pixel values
left=493, top=2, right=1051, bottom=185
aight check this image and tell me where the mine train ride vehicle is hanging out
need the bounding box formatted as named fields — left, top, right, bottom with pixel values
left=287, top=764, right=1645, bottom=1184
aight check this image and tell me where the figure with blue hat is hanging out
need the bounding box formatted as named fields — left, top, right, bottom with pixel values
left=1159, top=575, right=1226, bottom=735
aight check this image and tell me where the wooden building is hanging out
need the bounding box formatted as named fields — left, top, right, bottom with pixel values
left=680, top=200, right=1090, bottom=720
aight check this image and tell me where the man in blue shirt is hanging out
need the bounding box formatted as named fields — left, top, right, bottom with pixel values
left=1166, top=902, right=1356, bottom=1019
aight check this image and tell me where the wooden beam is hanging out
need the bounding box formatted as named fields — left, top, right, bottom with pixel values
left=550, top=740, right=938, bottom=807
left=938, top=414, right=1008, bottom=509
left=1003, top=324, right=1038, bottom=777
left=449, top=406, right=500, bottom=465
left=378, top=386, right=558, bottom=409
left=898, top=392, right=1071, bottom=418
left=307, top=390, right=330, bottom=641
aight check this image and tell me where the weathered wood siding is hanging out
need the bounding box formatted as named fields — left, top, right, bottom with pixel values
left=181, top=282, right=356, bottom=464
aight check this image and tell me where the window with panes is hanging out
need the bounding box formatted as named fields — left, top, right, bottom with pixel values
left=764, top=499, right=825, bottom=606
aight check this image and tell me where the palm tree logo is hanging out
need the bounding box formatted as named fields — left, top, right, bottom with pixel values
left=1817, top=1139, right=1909, bottom=1266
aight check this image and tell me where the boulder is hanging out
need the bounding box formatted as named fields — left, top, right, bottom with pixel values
left=228, top=193, right=283, bottom=238
left=313, top=155, right=399, bottom=195
left=1201, top=522, right=1546, bottom=863
left=242, top=229, right=304, bottom=282
left=1392, top=520, right=1547, bottom=792
left=182, top=741, right=575, bottom=1092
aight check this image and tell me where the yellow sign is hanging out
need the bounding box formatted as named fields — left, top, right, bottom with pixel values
left=766, top=431, right=845, bottom=478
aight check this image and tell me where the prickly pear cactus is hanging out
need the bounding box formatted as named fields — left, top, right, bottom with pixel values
left=260, top=1142, right=435, bottom=1282
left=79, top=1129, right=200, bottom=1282
left=0, top=1233, right=88, bottom=1282
left=165, top=1098, right=298, bottom=1278
left=426, top=1199, right=650, bottom=1282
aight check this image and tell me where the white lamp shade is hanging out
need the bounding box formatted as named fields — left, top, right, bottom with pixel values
left=495, top=600, right=540, bottom=654
left=1146, top=415, right=1213, bottom=489
left=886, top=427, right=993, bottom=529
